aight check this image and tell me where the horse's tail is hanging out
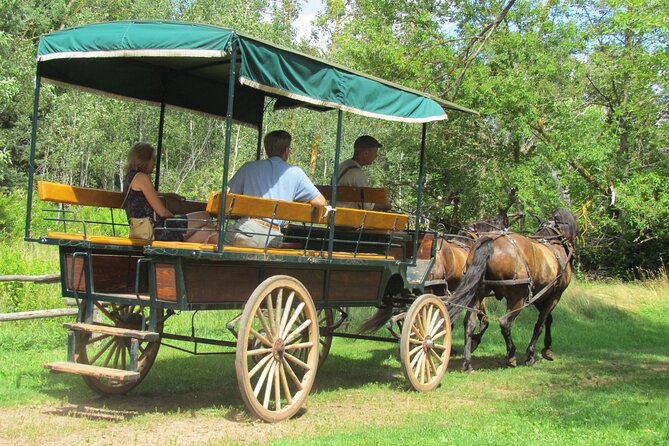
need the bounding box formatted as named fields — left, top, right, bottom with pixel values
left=447, top=236, right=494, bottom=321
left=358, top=306, right=393, bottom=334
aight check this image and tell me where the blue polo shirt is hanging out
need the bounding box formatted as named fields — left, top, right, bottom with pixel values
left=228, top=156, right=320, bottom=204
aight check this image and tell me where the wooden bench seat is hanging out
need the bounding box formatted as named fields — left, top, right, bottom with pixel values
left=316, top=185, right=388, bottom=208
left=45, top=232, right=151, bottom=247
left=37, top=180, right=204, bottom=246
left=206, top=192, right=408, bottom=231
left=150, top=240, right=389, bottom=259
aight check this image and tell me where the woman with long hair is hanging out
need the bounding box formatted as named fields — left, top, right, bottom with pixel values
left=123, top=142, right=217, bottom=243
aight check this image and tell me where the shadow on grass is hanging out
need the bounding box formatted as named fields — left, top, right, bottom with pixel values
left=34, top=295, right=669, bottom=423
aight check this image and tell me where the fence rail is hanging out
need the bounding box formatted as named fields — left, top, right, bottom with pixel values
left=1, top=273, right=77, bottom=322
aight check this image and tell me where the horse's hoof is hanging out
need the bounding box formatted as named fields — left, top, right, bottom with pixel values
left=462, top=363, right=474, bottom=373
left=526, top=356, right=536, bottom=366
left=541, top=348, right=554, bottom=361
left=506, top=357, right=517, bottom=368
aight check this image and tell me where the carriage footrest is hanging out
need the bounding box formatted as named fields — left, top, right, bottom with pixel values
left=63, top=322, right=160, bottom=341
left=44, top=361, right=141, bottom=382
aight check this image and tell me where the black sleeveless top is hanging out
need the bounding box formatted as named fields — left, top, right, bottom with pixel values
left=123, top=169, right=186, bottom=241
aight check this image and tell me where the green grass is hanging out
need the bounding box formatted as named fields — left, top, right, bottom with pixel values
left=1, top=242, right=668, bottom=444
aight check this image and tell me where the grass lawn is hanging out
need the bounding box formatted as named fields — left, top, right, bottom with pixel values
left=1, top=264, right=668, bottom=444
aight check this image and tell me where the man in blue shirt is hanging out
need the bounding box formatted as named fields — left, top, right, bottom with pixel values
left=225, top=130, right=326, bottom=248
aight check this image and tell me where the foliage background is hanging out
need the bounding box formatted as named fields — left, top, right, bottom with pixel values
left=1, top=0, right=667, bottom=279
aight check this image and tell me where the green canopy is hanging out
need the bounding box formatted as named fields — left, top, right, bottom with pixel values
left=37, top=21, right=476, bottom=126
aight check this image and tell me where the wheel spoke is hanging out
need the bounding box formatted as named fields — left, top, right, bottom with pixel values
left=89, top=337, right=115, bottom=363
left=430, top=317, right=445, bottom=338
left=253, top=356, right=274, bottom=398
left=248, top=352, right=274, bottom=379
left=285, top=341, right=314, bottom=351
left=87, top=333, right=111, bottom=345
left=432, top=329, right=448, bottom=342
left=247, top=347, right=273, bottom=357
left=94, top=302, right=114, bottom=321
left=102, top=341, right=118, bottom=367
left=408, top=337, right=423, bottom=346
left=256, top=309, right=273, bottom=343
left=281, top=357, right=303, bottom=391
left=263, top=361, right=276, bottom=409
left=427, top=306, right=440, bottom=334
left=425, top=351, right=432, bottom=383
left=410, top=348, right=424, bottom=370
left=274, top=361, right=282, bottom=411
left=279, top=291, right=295, bottom=336
left=275, top=288, right=283, bottom=334
left=121, top=342, right=127, bottom=370
left=112, top=340, right=122, bottom=368
left=420, top=351, right=427, bottom=384
left=279, top=361, right=293, bottom=405
left=409, top=344, right=423, bottom=357
left=266, top=293, right=277, bottom=337
left=281, top=302, right=306, bottom=339
left=429, top=347, right=444, bottom=365
left=285, top=352, right=311, bottom=371
left=284, top=318, right=311, bottom=344
left=426, top=351, right=438, bottom=377
left=432, top=342, right=449, bottom=351
left=249, top=327, right=272, bottom=347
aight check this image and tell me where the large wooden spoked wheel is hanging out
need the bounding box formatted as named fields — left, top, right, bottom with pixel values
left=236, top=276, right=320, bottom=422
left=76, top=301, right=164, bottom=395
left=400, top=294, right=451, bottom=391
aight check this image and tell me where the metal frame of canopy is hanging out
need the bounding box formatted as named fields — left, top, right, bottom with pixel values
left=25, top=21, right=476, bottom=262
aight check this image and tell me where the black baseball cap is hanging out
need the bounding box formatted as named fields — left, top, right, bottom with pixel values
left=354, top=135, right=383, bottom=150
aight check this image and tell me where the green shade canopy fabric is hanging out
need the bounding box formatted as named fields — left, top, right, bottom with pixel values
left=37, top=21, right=476, bottom=127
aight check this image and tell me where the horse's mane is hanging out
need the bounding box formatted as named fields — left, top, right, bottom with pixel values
left=450, top=212, right=509, bottom=242
left=534, top=207, right=578, bottom=245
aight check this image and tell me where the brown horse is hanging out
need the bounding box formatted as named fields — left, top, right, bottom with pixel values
left=417, top=214, right=509, bottom=295
left=447, top=208, right=578, bottom=372
left=359, top=215, right=507, bottom=335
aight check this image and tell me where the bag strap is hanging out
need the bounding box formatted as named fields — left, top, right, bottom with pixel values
left=120, top=171, right=139, bottom=210
left=336, top=164, right=360, bottom=183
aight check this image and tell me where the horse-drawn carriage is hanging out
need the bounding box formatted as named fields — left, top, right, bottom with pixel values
left=26, top=21, right=578, bottom=422
left=25, top=21, right=480, bottom=421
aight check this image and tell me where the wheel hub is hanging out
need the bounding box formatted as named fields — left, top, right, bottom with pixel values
left=424, top=335, right=434, bottom=350
left=273, top=338, right=286, bottom=360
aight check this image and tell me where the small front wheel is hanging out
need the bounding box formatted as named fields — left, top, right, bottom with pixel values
left=400, top=294, right=451, bottom=391
left=236, top=275, right=319, bottom=422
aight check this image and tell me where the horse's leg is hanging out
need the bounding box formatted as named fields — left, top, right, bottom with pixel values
left=462, top=309, right=478, bottom=372
left=471, top=300, right=489, bottom=351
left=541, top=313, right=554, bottom=361
left=499, top=298, right=523, bottom=367
left=525, top=299, right=558, bottom=366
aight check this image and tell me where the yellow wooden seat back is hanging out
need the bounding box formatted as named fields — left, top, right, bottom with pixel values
left=316, top=185, right=388, bottom=206
left=206, top=192, right=326, bottom=223
left=38, top=181, right=124, bottom=208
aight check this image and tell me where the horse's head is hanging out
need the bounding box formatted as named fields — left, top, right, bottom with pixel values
left=536, top=207, right=579, bottom=246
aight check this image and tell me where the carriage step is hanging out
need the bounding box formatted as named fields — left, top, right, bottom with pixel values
left=44, top=361, right=141, bottom=382
left=63, top=322, right=160, bottom=341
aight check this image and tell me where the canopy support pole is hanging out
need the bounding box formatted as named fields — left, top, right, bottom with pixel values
left=255, top=111, right=264, bottom=160
left=217, top=41, right=239, bottom=253
left=327, top=110, right=344, bottom=260
left=155, top=83, right=167, bottom=191
left=25, top=65, right=42, bottom=241
left=412, top=123, right=428, bottom=264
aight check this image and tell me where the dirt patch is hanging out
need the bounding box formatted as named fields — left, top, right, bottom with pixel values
left=0, top=387, right=475, bottom=445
